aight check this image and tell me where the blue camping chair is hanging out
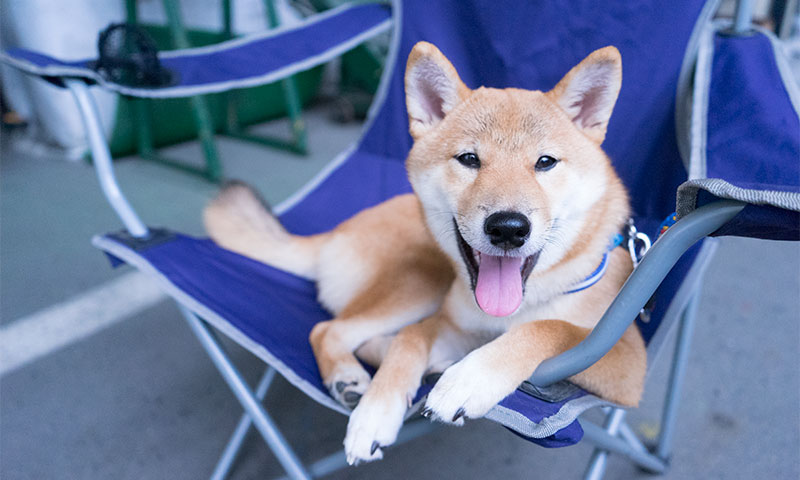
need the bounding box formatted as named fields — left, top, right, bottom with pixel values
left=2, top=0, right=798, bottom=478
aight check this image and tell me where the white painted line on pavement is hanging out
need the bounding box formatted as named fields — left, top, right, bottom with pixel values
left=0, top=271, right=167, bottom=376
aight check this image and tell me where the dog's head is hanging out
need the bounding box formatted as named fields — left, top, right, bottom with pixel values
left=405, top=42, right=626, bottom=317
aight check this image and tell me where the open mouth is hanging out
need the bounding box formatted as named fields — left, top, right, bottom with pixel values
left=454, top=220, right=539, bottom=317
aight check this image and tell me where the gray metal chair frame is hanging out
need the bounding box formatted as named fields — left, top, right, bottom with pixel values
left=60, top=0, right=762, bottom=478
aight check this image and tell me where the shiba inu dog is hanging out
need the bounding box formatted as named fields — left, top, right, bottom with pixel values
left=204, top=42, right=646, bottom=465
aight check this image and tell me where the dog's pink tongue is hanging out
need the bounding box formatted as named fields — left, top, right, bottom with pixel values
left=475, top=254, right=523, bottom=317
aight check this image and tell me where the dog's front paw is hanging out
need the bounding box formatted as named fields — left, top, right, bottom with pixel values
left=344, top=393, right=406, bottom=465
left=423, top=351, right=515, bottom=425
left=327, top=364, right=372, bottom=410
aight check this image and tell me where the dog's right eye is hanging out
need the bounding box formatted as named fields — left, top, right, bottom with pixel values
left=455, top=152, right=480, bottom=169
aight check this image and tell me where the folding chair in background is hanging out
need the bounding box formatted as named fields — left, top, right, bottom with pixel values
left=2, top=0, right=797, bottom=478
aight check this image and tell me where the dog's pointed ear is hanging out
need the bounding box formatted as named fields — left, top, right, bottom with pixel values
left=405, top=42, right=470, bottom=138
left=548, top=46, right=622, bottom=143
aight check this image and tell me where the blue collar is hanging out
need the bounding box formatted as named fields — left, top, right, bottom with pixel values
left=564, top=233, right=625, bottom=294
left=564, top=214, right=674, bottom=295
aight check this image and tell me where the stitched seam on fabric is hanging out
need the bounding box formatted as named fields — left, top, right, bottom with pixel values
left=675, top=0, right=722, bottom=171
left=677, top=178, right=800, bottom=217
left=689, top=20, right=716, bottom=180
left=485, top=395, right=610, bottom=439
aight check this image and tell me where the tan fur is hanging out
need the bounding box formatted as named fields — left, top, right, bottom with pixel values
left=204, top=181, right=327, bottom=279
left=205, top=42, right=646, bottom=464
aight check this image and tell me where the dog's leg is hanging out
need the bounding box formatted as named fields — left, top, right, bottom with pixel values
left=310, top=316, right=401, bottom=410
left=343, top=314, right=474, bottom=464
left=310, top=290, right=445, bottom=409
left=424, top=320, right=646, bottom=424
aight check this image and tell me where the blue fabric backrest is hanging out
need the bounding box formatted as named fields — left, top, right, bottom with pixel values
left=703, top=32, right=800, bottom=240
left=707, top=34, right=799, bottom=194
left=358, top=0, right=705, bottom=222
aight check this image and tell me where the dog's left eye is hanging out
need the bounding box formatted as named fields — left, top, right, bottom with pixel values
left=535, top=155, right=559, bottom=171
left=455, top=152, right=480, bottom=169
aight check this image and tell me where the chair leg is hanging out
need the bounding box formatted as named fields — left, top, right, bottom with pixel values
left=178, top=305, right=312, bottom=480
left=616, top=419, right=649, bottom=455
left=211, top=366, right=278, bottom=480
left=583, top=408, right=627, bottom=480
left=580, top=292, right=700, bottom=477
left=654, top=291, right=700, bottom=463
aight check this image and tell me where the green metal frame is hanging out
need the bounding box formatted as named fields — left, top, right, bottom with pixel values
left=124, top=0, right=223, bottom=182
left=219, top=0, right=308, bottom=155
left=123, top=0, right=311, bottom=183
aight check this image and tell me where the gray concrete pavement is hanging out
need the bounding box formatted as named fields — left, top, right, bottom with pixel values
left=1, top=102, right=798, bottom=480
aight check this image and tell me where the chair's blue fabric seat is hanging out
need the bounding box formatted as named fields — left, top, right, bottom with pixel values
left=0, top=3, right=392, bottom=98
left=677, top=29, right=800, bottom=240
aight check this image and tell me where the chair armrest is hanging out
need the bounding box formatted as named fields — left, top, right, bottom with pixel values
left=528, top=200, right=745, bottom=387
left=0, top=2, right=393, bottom=99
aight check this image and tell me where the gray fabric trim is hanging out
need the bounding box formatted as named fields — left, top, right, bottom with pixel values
left=677, top=178, right=800, bottom=217
left=0, top=13, right=392, bottom=99
left=676, top=0, right=722, bottom=171
left=91, top=235, right=350, bottom=416
left=688, top=19, right=718, bottom=180
left=485, top=395, right=610, bottom=439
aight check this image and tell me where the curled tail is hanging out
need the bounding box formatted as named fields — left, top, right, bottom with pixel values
left=203, top=181, right=327, bottom=280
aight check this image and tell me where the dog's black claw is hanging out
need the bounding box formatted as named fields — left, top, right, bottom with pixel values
left=452, top=407, right=466, bottom=422
left=335, top=381, right=347, bottom=393
left=370, top=441, right=380, bottom=455
left=421, top=408, right=432, bottom=418
left=343, top=391, right=362, bottom=407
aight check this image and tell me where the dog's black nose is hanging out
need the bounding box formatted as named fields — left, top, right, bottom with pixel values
left=484, top=211, right=531, bottom=250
